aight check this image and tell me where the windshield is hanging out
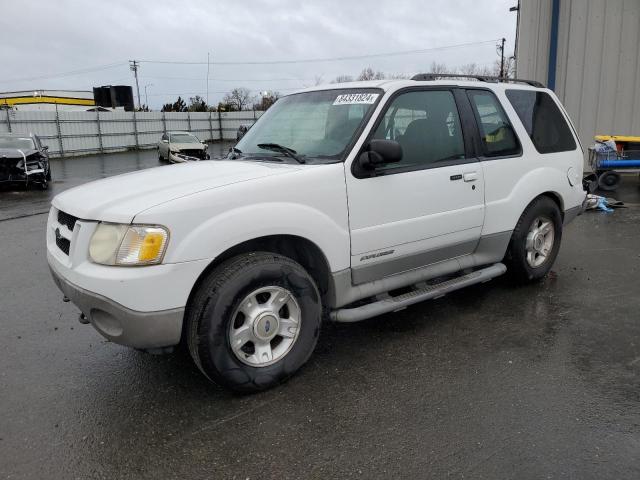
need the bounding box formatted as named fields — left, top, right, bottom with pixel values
left=0, top=136, right=35, bottom=150
left=235, top=88, right=382, bottom=161
left=170, top=133, right=200, bottom=143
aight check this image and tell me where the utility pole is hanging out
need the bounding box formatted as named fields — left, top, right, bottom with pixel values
left=129, top=60, right=142, bottom=110
left=499, top=38, right=506, bottom=79
left=206, top=52, right=210, bottom=108
left=510, top=1, right=521, bottom=77
left=144, top=83, right=153, bottom=110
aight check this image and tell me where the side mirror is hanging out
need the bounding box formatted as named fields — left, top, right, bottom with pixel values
left=358, top=139, right=403, bottom=169
left=42, top=145, right=49, bottom=152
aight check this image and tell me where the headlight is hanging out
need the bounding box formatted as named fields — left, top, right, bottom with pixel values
left=89, top=223, right=169, bottom=266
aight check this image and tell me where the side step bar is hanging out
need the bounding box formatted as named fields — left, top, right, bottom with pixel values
left=330, top=263, right=507, bottom=323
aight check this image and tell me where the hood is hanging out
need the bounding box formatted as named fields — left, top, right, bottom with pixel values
left=52, top=160, right=303, bottom=223
left=0, top=148, right=39, bottom=159
left=169, top=142, right=206, bottom=151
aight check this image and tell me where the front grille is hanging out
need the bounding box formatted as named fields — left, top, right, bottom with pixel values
left=57, top=210, right=78, bottom=231
left=55, top=234, right=70, bottom=255
left=179, top=149, right=207, bottom=159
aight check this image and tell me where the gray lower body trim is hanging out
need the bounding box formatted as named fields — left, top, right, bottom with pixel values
left=327, top=231, right=512, bottom=309
left=352, top=239, right=478, bottom=285
left=49, top=265, right=184, bottom=349
left=563, top=205, right=582, bottom=225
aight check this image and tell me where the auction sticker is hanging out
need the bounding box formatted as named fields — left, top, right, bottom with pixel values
left=333, top=93, right=379, bottom=105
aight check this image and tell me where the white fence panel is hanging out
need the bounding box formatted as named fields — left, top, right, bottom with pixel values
left=0, top=109, right=261, bottom=157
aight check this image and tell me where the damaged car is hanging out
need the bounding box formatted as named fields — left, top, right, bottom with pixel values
left=0, top=133, right=52, bottom=189
left=158, top=131, right=210, bottom=163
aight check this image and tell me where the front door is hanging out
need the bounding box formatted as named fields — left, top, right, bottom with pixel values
left=345, top=88, right=485, bottom=284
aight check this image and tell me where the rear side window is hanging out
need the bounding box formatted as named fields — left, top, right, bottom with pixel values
left=505, top=90, right=576, bottom=153
left=467, top=90, right=520, bottom=158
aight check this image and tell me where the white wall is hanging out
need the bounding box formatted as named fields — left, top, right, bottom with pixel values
left=0, top=110, right=262, bottom=157
left=517, top=0, right=640, bottom=157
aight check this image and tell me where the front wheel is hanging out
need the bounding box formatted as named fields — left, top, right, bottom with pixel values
left=505, top=196, right=563, bottom=283
left=186, top=252, right=322, bottom=393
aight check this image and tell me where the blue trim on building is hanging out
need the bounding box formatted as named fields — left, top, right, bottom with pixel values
left=547, top=0, right=561, bottom=90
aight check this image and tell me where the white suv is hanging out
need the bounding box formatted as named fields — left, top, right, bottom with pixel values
left=47, top=76, right=586, bottom=392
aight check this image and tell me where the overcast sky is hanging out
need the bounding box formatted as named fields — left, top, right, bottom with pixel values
left=0, top=0, right=517, bottom=109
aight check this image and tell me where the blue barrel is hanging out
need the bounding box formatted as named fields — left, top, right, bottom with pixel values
left=599, top=159, right=640, bottom=168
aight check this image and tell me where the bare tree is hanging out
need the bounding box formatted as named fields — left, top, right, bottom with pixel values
left=357, top=67, right=385, bottom=81
left=331, top=74, right=354, bottom=84
left=254, top=91, right=280, bottom=111
left=428, top=62, right=451, bottom=75
left=387, top=73, right=410, bottom=80
left=223, top=87, right=252, bottom=111
left=457, top=62, right=494, bottom=77
left=313, top=75, right=324, bottom=86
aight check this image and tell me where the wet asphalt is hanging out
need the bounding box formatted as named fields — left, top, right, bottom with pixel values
left=1, top=147, right=640, bottom=479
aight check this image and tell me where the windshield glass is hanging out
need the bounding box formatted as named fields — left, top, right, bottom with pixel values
left=235, top=88, right=382, bottom=161
left=170, top=133, right=200, bottom=143
left=0, top=136, right=35, bottom=150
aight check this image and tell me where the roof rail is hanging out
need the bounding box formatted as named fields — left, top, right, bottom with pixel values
left=410, top=73, right=545, bottom=88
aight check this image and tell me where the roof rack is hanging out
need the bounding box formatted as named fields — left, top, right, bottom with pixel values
left=410, top=73, right=545, bottom=88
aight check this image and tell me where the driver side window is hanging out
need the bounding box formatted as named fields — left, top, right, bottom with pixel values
left=372, top=90, right=465, bottom=170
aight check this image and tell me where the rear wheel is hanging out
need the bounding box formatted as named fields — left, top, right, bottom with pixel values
left=505, top=196, right=562, bottom=283
left=186, top=252, right=322, bottom=393
left=597, top=170, right=621, bottom=191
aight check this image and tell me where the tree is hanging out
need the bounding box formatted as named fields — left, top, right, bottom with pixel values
left=187, top=95, right=208, bottom=112
left=254, top=91, right=280, bottom=111
left=387, top=73, right=410, bottom=80
left=357, top=67, right=385, bottom=81
left=222, top=88, right=252, bottom=111
left=331, top=74, right=354, bottom=84
left=458, top=63, right=494, bottom=77
left=428, top=61, right=450, bottom=75
left=161, top=96, right=187, bottom=112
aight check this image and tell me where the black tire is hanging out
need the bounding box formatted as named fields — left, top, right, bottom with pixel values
left=186, top=252, right=322, bottom=393
left=505, top=196, right=563, bottom=283
left=46, top=167, right=52, bottom=182
left=158, top=151, right=164, bottom=162
left=597, top=170, right=621, bottom=191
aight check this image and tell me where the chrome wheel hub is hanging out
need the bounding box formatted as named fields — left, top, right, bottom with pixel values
left=229, top=286, right=301, bottom=367
left=525, top=216, right=555, bottom=268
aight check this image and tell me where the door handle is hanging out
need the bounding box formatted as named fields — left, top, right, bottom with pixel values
left=463, top=172, right=478, bottom=182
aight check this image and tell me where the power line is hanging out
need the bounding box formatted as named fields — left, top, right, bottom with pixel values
left=0, top=62, right=126, bottom=84
left=141, top=75, right=314, bottom=82
left=147, top=87, right=301, bottom=97
left=137, top=40, right=500, bottom=66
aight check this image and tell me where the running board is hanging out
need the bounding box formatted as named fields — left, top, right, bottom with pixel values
left=329, top=263, right=507, bottom=323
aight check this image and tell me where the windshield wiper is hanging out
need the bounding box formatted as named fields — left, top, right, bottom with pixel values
left=257, top=143, right=305, bottom=164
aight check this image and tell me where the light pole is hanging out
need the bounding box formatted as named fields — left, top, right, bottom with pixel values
left=144, top=83, right=153, bottom=111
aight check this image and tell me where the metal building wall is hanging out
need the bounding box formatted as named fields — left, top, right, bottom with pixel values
left=517, top=0, right=640, bottom=161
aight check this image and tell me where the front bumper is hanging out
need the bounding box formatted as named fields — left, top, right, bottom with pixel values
left=169, top=151, right=209, bottom=162
left=46, top=207, right=212, bottom=349
left=49, top=262, right=184, bottom=349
